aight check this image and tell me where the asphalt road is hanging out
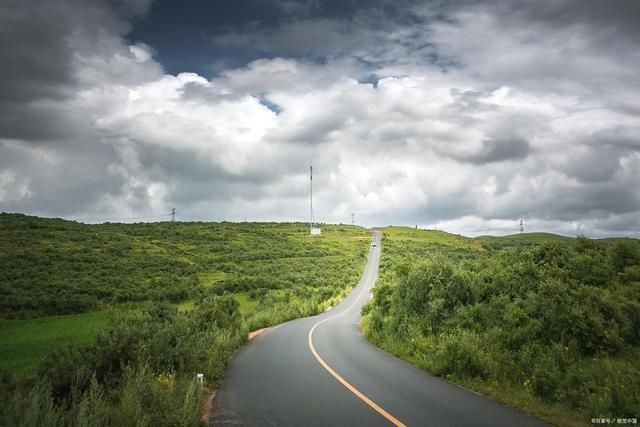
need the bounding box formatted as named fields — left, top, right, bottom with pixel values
left=211, top=231, right=547, bottom=426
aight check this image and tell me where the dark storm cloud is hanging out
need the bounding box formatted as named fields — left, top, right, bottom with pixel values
left=458, top=136, right=530, bottom=165
left=588, top=127, right=640, bottom=151
left=128, top=0, right=437, bottom=74
left=0, top=139, right=124, bottom=215
left=269, top=112, right=349, bottom=145
left=429, top=0, right=640, bottom=107
left=208, top=1, right=444, bottom=70
left=493, top=0, right=640, bottom=41
left=561, top=126, right=640, bottom=183
left=539, top=183, right=640, bottom=221
left=0, top=104, right=82, bottom=142
left=563, top=148, right=622, bottom=184
left=0, top=0, right=151, bottom=104
left=594, top=213, right=640, bottom=233
left=1, top=0, right=639, bottom=236
left=0, top=0, right=154, bottom=142
left=0, top=0, right=154, bottom=218
left=0, top=0, right=73, bottom=103
left=135, top=143, right=282, bottom=184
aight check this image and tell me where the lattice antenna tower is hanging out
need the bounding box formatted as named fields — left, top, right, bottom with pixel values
left=310, top=164, right=314, bottom=234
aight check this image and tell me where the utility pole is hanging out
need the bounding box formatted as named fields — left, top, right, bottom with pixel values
left=519, top=218, right=524, bottom=233
left=351, top=213, right=355, bottom=225
left=171, top=208, right=176, bottom=222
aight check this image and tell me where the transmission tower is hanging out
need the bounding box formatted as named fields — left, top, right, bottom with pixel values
left=171, top=208, right=176, bottom=222
left=519, top=218, right=524, bottom=233
left=351, top=212, right=355, bottom=225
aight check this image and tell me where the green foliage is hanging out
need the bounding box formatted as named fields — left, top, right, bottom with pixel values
left=428, top=330, right=495, bottom=380
left=1, top=297, right=244, bottom=426
left=0, top=213, right=370, bottom=425
left=476, top=232, right=571, bottom=251
left=0, top=213, right=369, bottom=319
left=1, top=214, right=368, bottom=372
left=362, top=227, right=640, bottom=423
left=609, top=238, right=640, bottom=273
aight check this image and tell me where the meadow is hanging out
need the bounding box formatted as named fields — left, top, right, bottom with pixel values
left=0, top=311, right=113, bottom=374
left=361, top=227, right=640, bottom=426
left=0, top=213, right=370, bottom=425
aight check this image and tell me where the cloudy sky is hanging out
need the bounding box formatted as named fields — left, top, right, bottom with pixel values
left=1, top=0, right=639, bottom=236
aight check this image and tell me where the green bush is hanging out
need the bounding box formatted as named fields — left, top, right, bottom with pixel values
left=0, top=214, right=369, bottom=319
left=362, top=228, right=640, bottom=421
left=429, top=330, right=494, bottom=380
left=609, top=239, right=640, bottom=273
left=3, top=296, right=246, bottom=425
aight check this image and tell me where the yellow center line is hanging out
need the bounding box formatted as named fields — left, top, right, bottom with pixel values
left=307, top=249, right=407, bottom=427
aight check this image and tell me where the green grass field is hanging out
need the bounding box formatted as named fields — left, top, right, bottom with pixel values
left=0, top=311, right=113, bottom=374
left=197, top=271, right=228, bottom=288
left=0, top=291, right=260, bottom=375
left=382, top=226, right=475, bottom=246
left=234, top=292, right=259, bottom=314
left=175, top=292, right=257, bottom=315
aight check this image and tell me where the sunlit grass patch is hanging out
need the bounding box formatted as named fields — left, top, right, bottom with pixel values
left=233, top=292, right=258, bottom=315
left=0, top=311, right=113, bottom=374
left=197, top=271, right=228, bottom=288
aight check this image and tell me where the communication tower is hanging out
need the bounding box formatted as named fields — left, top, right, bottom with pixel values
left=310, top=164, right=321, bottom=236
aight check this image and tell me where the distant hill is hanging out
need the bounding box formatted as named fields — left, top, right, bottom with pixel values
left=474, top=232, right=572, bottom=250
left=379, top=226, right=637, bottom=253
left=476, top=232, right=571, bottom=240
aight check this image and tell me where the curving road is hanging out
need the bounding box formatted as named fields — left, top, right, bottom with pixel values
left=211, top=231, right=546, bottom=426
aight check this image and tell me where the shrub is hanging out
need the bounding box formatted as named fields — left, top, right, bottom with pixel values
left=429, top=330, right=493, bottom=380
left=362, top=229, right=640, bottom=422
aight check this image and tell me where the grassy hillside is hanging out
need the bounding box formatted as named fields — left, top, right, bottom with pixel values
left=362, top=227, right=640, bottom=426
left=0, top=213, right=369, bottom=319
left=0, top=213, right=371, bottom=425
left=476, top=232, right=572, bottom=251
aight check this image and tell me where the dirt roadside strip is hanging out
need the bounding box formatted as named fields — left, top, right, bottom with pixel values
left=248, top=327, right=271, bottom=341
